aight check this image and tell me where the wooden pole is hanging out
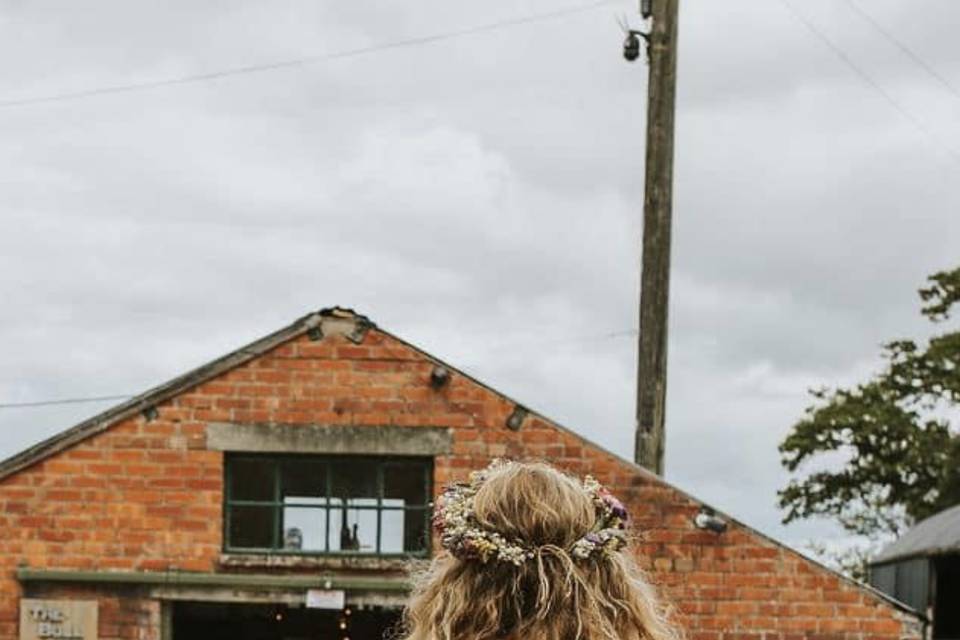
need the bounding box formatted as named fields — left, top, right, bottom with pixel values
left=635, top=0, right=679, bottom=475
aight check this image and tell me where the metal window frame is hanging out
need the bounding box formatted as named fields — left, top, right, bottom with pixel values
left=223, top=453, right=432, bottom=558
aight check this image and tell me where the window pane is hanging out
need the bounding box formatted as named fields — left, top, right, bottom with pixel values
left=281, top=460, right=327, bottom=502
left=383, top=462, right=428, bottom=506
left=381, top=508, right=429, bottom=553
left=380, top=509, right=405, bottom=553
left=328, top=500, right=377, bottom=554
left=225, top=456, right=432, bottom=556
left=228, top=506, right=274, bottom=549
left=330, top=461, right=377, bottom=500
left=229, top=458, right=275, bottom=502
left=405, top=508, right=429, bottom=552
left=281, top=504, right=327, bottom=552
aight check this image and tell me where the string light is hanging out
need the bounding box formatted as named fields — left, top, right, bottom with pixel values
left=339, top=604, right=351, bottom=640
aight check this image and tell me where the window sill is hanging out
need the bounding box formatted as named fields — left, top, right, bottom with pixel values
left=218, top=553, right=426, bottom=572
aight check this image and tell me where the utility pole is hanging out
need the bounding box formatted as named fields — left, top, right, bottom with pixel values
left=633, top=0, right=679, bottom=475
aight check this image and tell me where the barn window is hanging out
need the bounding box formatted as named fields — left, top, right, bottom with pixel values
left=224, top=454, right=432, bottom=556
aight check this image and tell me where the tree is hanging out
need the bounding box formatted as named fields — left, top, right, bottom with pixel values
left=778, top=268, right=960, bottom=538
left=802, top=539, right=885, bottom=583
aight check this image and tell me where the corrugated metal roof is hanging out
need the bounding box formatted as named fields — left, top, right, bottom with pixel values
left=873, top=503, right=960, bottom=564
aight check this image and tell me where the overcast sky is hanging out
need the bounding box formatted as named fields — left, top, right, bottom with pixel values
left=1, top=0, right=959, bottom=551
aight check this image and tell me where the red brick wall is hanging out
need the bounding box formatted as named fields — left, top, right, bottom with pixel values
left=0, top=323, right=920, bottom=640
left=19, top=585, right=161, bottom=640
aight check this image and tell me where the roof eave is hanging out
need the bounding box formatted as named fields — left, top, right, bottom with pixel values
left=0, top=309, right=342, bottom=482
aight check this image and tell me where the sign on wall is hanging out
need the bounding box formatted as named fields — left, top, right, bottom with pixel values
left=19, top=600, right=98, bottom=640
left=306, top=589, right=345, bottom=610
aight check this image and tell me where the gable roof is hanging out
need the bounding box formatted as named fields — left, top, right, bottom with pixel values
left=872, top=502, right=960, bottom=565
left=0, top=307, right=922, bottom=618
left=0, top=308, right=344, bottom=482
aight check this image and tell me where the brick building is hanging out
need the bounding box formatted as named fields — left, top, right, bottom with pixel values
left=0, top=308, right=922, bottom=640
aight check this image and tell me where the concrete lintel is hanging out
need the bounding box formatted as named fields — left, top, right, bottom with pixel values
left=16, top=568, right=411, bottom=592
left=149, top=587, right=312, bottom=605
left=218, top=553, right=417, bottom=572
left=148, top=586, right=407, bottom=608
left=206, top=423, right=452, bottom=456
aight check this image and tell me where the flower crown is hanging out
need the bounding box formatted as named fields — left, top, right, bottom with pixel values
left=432, top=461, right=630, bottom=566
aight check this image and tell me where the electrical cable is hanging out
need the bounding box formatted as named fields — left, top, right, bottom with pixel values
left=0, top=394, right=134, bottom=409
left=0, top=0, right=621, bottom=110
left=12, top=3, right=959, bottom=409
left=777, top=0, right=960, bottom=165
left=0, top=328, right=639, bottom=410
left=840, top=0, right=960, bottom=105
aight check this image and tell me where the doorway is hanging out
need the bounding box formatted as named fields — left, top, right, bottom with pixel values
left=935, top=555, right=960, bottom=640
left=172, top=601, right=401, bottom=640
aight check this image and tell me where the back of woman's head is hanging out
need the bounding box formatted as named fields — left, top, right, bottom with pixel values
left=402, top=460, right=680, bottom=640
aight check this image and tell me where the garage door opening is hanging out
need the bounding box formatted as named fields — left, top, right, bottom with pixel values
left=172, top=601, right=402, bottom=640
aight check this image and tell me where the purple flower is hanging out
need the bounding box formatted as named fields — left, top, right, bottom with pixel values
left=604, top=495, right=629, bottom=521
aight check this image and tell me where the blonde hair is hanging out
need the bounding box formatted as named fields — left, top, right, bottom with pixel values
left=401, top=461, right=682, bottom=640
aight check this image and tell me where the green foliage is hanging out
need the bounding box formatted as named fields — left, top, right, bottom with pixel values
left=778, top=268, right=960, bottom=537
left=919, top=268, right=960, bottom=321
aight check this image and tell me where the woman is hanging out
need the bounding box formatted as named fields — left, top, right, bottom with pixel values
left=402, top=460, right=682, bottom=640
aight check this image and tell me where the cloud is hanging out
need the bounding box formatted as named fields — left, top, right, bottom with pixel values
left=1, top=0, right=959, bottom=547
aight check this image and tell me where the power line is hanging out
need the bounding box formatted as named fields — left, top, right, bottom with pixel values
left=840, top=0, right=960, bottom=105
left=0, top=327, right=640, bottom=411
left=777, top=0, right=960, bottom=165
left=0, top=0, right=620, bottom=110
left=482, top=328, right=637, bottom=353
left=0, top=394, right=134, bottom=409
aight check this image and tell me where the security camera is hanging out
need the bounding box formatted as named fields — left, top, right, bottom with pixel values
left=622, top=29, right=650, bottom=63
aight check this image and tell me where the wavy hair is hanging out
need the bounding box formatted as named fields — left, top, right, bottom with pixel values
left=401, top=461, right=682, bottom=640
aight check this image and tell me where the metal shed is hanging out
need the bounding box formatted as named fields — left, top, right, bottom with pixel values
left=869, top=503, right=960, bottom=640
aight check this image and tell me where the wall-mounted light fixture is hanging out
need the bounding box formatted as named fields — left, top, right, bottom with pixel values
left=430, top=365, right=450, bottom=389
left=694, top=507, right=728, bottom=534
left=505, top=405, right=528, bottom=431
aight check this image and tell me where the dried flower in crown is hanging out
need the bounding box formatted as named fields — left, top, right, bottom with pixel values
left=432, top=460, right=630, bottom=566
